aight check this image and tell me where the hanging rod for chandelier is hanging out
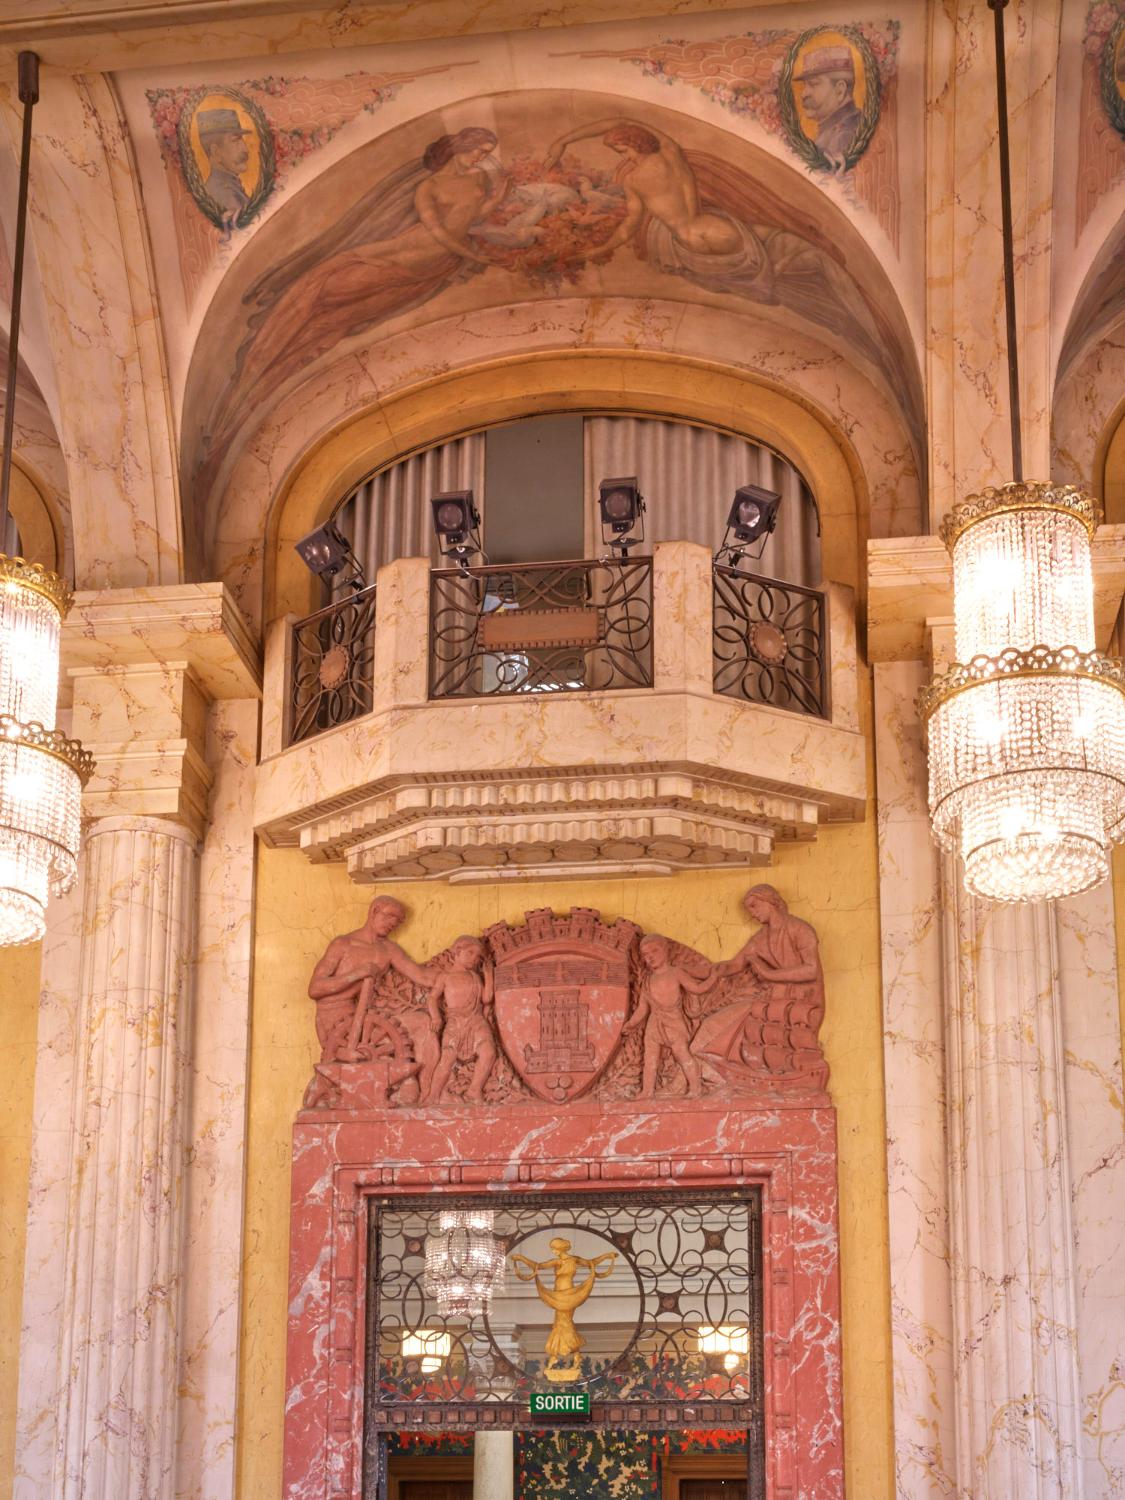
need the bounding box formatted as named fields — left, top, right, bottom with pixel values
left=0, top=54, right=92, bottom=945
left=919, top=1, right=1125, bottom=904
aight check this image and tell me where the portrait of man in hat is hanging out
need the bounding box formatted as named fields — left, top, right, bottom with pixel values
left=793, top=44, right=863, bottom=165
left=197, top=105, right=253, bottom=219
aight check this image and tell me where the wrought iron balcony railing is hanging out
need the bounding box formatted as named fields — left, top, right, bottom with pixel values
left=283, top=556, right=830, bottom=748
left=429, top=557, right=654, bottom=699
left=289, top=583, right=378, bottom=744
left=712, top=565, right=827, bottom=718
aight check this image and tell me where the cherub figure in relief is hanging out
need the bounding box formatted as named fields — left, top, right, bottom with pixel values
left=423, top=935, right=497, bottom=1103
left=624, top=934, right=716, bottom=1098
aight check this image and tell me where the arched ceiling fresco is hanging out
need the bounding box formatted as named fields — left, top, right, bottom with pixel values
left=181, top=88, right=924, bottom=537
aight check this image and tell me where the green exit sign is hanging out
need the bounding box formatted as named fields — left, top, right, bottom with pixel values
left=529, top=1391, right=591, bottom=1419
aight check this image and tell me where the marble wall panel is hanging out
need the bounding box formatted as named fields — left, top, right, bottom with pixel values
left=873, top=660, right=956, bottom=1499
left=1055, top=881, right=1125, bottom=1495
left=175, top=698, right=259, bottom=1500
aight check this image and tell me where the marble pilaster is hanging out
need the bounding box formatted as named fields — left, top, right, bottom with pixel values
left=874, top=660, right=955, bottom=1499
left=13, top=586, right=260, bottom=1500
left=943, top=881, right=1085, bottom=1498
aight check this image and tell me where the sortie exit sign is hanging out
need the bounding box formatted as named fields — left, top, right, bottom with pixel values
left=529, top=1391, right=591, bottom=1419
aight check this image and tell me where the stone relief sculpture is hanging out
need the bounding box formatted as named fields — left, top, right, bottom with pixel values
left=422, top=935, right=496, bottom=1104
left=301, top=887, right=828, bottom=1110
left=625, top=934, right=713, bottom=1099
left=692, top=884, right=826, bottom=1089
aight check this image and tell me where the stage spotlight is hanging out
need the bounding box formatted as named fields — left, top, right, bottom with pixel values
left=295, top=521, right=365, bottom=590
left=598, top=476, right=645, bottom=557
left=716, top=485, right=781, bottom=568
left=430, top=490, right=482, bottom=568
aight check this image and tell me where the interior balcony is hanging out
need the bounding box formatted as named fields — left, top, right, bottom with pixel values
left=254, top=540, right=865, bottom=882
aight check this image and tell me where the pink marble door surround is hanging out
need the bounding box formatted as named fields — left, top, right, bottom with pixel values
left=283, top=897, right=844, bottom=1500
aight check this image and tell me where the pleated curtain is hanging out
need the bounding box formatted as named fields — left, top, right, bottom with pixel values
left=334, top=416, right=819, bottom=587
left=334, top=433, right=485, bottom=587
left=583, top=416, right=820, bottom=585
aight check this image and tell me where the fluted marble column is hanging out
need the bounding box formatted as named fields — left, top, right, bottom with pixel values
left=942, top=870, right=1084, bottom=1498
left=51, top=817, right=198, bottom=1498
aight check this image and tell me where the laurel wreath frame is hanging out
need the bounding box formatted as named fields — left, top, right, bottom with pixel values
left=777, top=25, right=882, bottom=174
left=176, top=85, right=277, bottom=232
left=1102, top=15, right=1125, bottom=141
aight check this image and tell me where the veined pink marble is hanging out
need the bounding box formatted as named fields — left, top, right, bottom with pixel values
left=283, top=1097, right=843, bottom=1500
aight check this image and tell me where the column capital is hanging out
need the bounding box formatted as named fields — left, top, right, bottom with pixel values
left=62, top=583, right=262, bottom=837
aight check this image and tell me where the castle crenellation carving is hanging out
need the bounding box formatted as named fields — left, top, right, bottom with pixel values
left=302, top=887, right=828, bottom=1111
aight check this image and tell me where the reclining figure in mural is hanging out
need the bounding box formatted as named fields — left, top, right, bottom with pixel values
left=689, top=884, right=827, bottom=1091
left=543, top=117, right=887, bottom=377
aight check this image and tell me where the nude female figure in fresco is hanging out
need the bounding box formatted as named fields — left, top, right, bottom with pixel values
left=227, top=126, right=508, bottom=428
left=544, top=116, right=886, bottom=375
left=546, top=118, right=750, bottom=259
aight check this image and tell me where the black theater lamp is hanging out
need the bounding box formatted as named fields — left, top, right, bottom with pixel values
left=716, top=485, right=781, bottom=569
left=295, top=520, right=365, bottom=590
left=431, top=490, right=482, bottom=569
left=598, top=476, right=645, bottom=557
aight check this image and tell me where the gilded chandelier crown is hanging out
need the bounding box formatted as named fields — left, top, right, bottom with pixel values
left=938, top=481, right=1102, bottom=553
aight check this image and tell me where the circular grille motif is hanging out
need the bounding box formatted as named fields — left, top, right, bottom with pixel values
left=318, top=644, right=350, bottom=690
left=748, top=621, right=788, bottom=666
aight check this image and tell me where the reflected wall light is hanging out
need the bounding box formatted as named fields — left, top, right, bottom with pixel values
left=698, top=1323, right=749, bottom=1373
left=401, top=1329, right=452, bottom=1373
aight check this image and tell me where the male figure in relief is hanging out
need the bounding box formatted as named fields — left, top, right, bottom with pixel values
left=307, top=895, right=437, bottom=1063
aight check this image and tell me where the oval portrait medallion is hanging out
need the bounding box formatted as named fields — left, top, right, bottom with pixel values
left=176, top=86, right=276, bottom=230
left=778, top=25, right=881, bottom=173
left=1103, top=16, right=1125, bottom=141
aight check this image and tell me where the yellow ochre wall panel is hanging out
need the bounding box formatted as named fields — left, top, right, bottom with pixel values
left=0, top=942, right=42, bottom=1500
left=237, top=810, right=894, bottom=1498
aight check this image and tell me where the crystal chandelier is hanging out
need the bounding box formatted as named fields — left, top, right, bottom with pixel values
left=424, top=1207, right=505, bottom=1317
left=0, top=52, right=93, bottom=945
left=920, top=484, right=1125, bottom=902
left=920, top=1, right=1125, bottom=904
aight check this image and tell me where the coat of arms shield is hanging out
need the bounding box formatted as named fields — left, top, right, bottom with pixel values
left=487, top=909, right=638, bottom=1103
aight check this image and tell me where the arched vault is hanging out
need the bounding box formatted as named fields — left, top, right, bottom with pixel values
left=185, top=88, right=923, bottom=584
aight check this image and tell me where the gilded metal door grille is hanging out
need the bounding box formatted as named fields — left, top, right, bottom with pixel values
left=363, top=1188, right=763, bottom=1498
